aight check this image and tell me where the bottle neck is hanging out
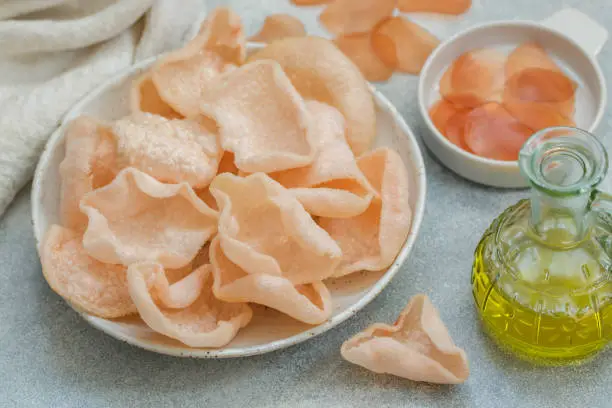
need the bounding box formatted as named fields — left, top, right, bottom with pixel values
left=519, top=127, right=608, bottom=248
left=529, top=188, right=590, bottom=248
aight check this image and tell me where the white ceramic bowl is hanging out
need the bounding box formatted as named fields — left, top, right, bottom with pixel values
left=31, top=46, right=426, bottom=358
left=418, top=8, right=608, bottom=188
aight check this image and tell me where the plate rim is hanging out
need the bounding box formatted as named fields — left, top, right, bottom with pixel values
left=31, top=51, right=427, bottom=358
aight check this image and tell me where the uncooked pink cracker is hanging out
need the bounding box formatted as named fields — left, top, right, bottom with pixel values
left=371, top=16, right=440, bottom=75
left=319, top=0, right=396, bottom=36
left=334, top=33, right=394, bottom=82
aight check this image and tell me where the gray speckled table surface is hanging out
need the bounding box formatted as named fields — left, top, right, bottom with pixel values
left=1, top=0, right=611, bottom=407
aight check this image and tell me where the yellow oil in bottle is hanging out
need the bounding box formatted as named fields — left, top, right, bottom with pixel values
left=472, top=215, right=611, bottom=364
left=471, top=127, right=612, bottom=364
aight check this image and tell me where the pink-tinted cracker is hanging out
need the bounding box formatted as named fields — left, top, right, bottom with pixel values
left=246, top=36, right=376, bottom=156
left=504, top=68, right=575, bottom=117
left=291, top=0, right=330, bottom=5
left=128, top=262, right=252, bottom=348
left=151, top=7, right=245, bottom=117
left=428, top=100, right=471, bottom=151
left=272, top=101, right=374, bottom=218
left=80, top=168, right=218, bottom=268
left=341, top=294, right=470, bottom=384
left=505, top=42, right=562, bottom=80
left=210, top=172, right=342, bottom=284
left=319, top=148, right=412, bottom=277
left=319, top=0, right=396, bottom=36
left=130, top=71, right=181, bottom=119
left=217, top=152, right=239, bottom=175
left=371, top=17, right=440, bottom=75
left=196, top=187, right=218, bottom=211
left=41, top=225, right=135, bottom=318
left=439, top=48, right=506, bottom=109
left=59, top=116, right=117, bottom=232
left=398, top=0, right=472, bottom=15
left=210, top=238, right=332, bottom=325
left=150, top=262, right=207, bottom=309
left=503, top=67, right=576, bottom=131
left=112, top=112, right=221, bottom=188
left=200, top=60, right=316, bottom=173
left=249, top=14, right=307, bottom=43
left=463, top=103, right=533, bottom=161
left=334, top=33, right=394, bottom=82
left=502, top=99, right=575, bottom=134
left=165, top=262, right=195, bottom=285
left=191, top=242, right=211, bottom=269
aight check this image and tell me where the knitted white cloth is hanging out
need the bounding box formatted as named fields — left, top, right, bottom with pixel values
left=0, top=0, right=208, bottom=217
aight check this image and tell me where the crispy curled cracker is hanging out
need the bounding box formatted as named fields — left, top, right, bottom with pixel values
left=59, top=116, right=117, bottom=232
left=341, top=294, right=469, bottom=384
left=200, top=61, right=316, bottom=173
left=81, top=168, right=218, bottom=268
left=272, top=101, right=374, bottom=218
left=112, top=113, right=221, bottom=188
left=210, top=172, right=342, bottom=284
left=151, top=7, right=245, bottom=117
left=247, top=37, right=376, bottom=156
left=41, top=225, right=134, bottom=318
left=210, top=238, right=332, bottom=325
left=128, top=262, right=252, bottom=347
left=130, top=71, right=181, bottom=119
left=319, top=148, right=411, bottom=277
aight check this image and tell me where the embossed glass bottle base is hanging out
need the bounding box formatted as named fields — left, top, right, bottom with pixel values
left=472, top=229, right=610, bottom=365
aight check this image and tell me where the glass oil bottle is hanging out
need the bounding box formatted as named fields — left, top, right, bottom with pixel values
left=472, top=127, right=611, bottom=364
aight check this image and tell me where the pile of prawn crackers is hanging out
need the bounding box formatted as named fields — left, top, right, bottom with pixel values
left=40, top=8, right=413, bottom=349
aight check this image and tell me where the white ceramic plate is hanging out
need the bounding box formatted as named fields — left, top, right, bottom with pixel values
left=31, top=46, right=427, bottom=358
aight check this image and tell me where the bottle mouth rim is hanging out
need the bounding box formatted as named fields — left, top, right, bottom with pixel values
left=519, top=126, right=608, bottom=196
